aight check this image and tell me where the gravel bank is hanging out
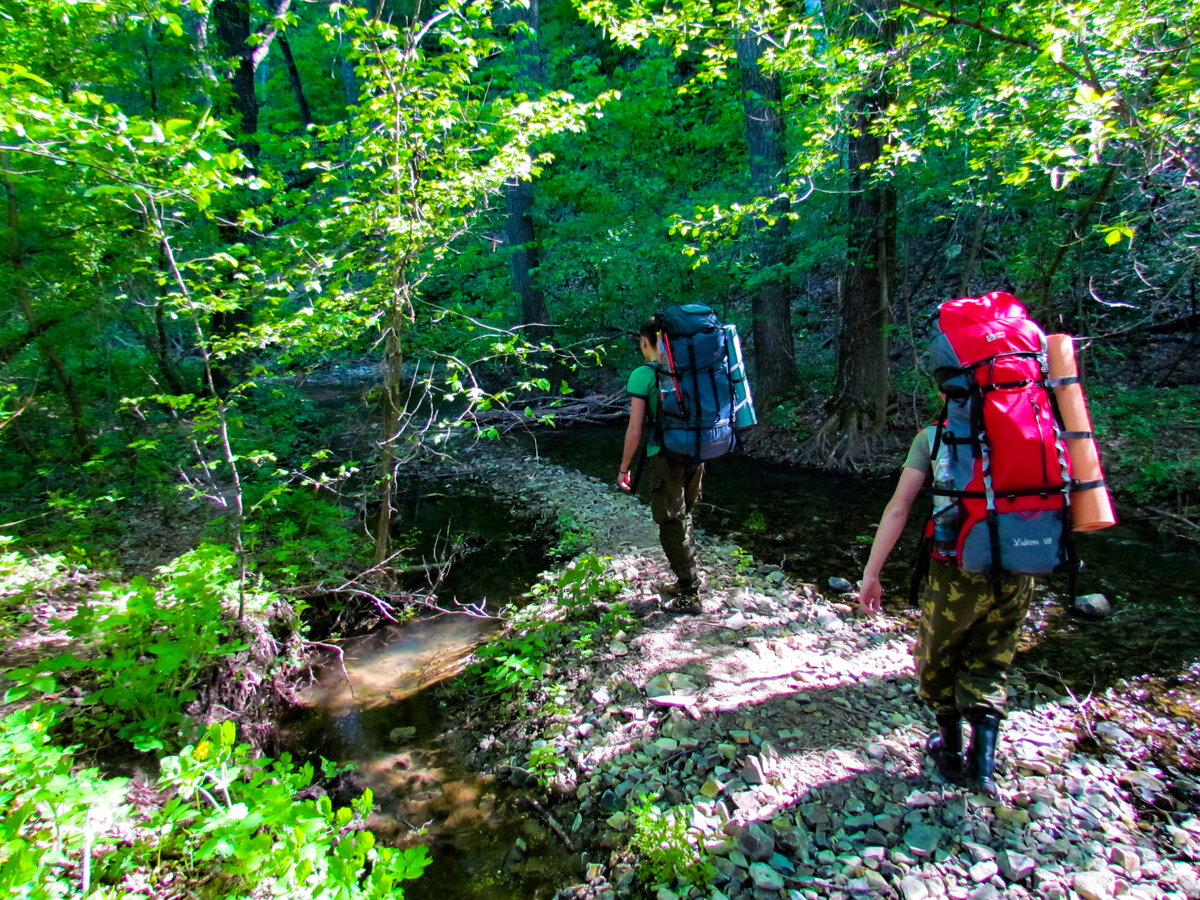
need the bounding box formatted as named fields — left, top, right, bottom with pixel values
left=456, top=445, right=1200, bottom=900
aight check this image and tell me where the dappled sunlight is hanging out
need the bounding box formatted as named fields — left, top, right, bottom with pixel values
left=301, top=614, right=492, bottom=715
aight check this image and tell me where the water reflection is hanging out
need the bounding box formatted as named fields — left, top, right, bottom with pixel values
left=286, top=486, right=571, bottom=900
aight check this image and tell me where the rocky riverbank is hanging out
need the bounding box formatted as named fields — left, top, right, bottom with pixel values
left=452, top=444, right=1200, bottom=900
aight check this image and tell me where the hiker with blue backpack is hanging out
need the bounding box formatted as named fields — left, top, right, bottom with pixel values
left=857, top=292, right=1115, bottom=797
left=618, top=305, right=756, bottom=614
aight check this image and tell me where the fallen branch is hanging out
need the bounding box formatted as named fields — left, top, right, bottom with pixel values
left=524, top=796, right=575, bottom=852
left=1148, top=506, right=1200, bottom=542
left=466, top=393, right=629, bottom=432
left=305, top=640, right=357, bottom=700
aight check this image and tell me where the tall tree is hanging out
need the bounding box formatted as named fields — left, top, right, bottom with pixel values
left=311, top=1, right=599, bottom=563
left=820, top=0, right=897, bottom=452
left=504, top=0, right=553, bottom=344
left=735, top=29, right=797, bottom=409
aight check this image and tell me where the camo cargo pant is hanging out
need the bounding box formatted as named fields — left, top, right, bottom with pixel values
left=915, top=559, right=1033, bottom=716
left=649, top=452, right=704, bottom=589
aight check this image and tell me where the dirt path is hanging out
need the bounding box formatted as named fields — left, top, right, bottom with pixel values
left=457, top=443, right=1200, bottom=900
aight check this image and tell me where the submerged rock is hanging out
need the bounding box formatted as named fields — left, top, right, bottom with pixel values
left=1072, top=593, right=1111, bottom=619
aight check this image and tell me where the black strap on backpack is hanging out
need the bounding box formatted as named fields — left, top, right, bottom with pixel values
left=628, top=443, right=648, bottom=495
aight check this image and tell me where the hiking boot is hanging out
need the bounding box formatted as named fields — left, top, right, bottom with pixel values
left=654, top=577, right=702, bottom=598
left=664, top=591, right=702, bottom=614
left=965, top=708, right=1002, bottom=798
left=626, top=598, right=664, bottom=619
left=924, top=712, right=966, bottom=783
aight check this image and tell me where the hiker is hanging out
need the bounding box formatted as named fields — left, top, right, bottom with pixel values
left=856, top=291, right=1086, bottom=797
left=856, top=429, right=1032, bottom=796
left=617, top=317, right=704, bottom=611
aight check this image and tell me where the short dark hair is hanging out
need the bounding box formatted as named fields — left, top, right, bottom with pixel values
left=639, top=317, right=660, bottom=343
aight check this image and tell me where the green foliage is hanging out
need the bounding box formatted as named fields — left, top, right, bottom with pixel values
left=469, top=554, right=629, bottom=700
left=525, top=739, right=568, bottom=788
left=527, top=553, right=623, bottom=618
left=156, top=720, right=431, bottom=898
left=628, top=794, right=716, bottom=889
left=0, top=709, right=430, bottom=900
left=1089, top=384, right=1200, bottom=511
left=0, top=704, right=128, bottom=900
left=550, top=511, right=592, bottom=558
left=6, top=544, right=259, bottom=751
left=728, top=545, right=756, bottom=575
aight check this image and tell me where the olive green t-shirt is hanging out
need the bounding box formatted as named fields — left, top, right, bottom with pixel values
left=903, top=426, right=937, bottom=474
left=626, top=363, right=661, bottom=456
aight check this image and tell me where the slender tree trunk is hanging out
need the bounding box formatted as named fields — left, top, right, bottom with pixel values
left=504, top=0, right=552, bottom=345
left=736, top=33, right=797, bottom=409
left=959, top=205, right=988, bottom=297
left=374, top=288, right=413, bottom=564
left=825, top=0, right=897, bottom=441
left=278, top=35, right=313, bottom=128
left=1035, top=166, right=1119, bottom=319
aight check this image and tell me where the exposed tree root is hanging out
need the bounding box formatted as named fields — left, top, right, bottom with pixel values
left=797, top=419, right=904, bottom=472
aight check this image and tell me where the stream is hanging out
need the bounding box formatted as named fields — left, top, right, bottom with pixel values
left=283, top=423, right=1200, bottom=899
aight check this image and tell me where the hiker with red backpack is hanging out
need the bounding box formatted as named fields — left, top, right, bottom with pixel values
left=857, top=291, right=1114, bottom=797
left=618, top=306, right=756, bottom=613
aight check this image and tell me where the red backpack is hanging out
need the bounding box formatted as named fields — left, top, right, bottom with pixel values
left=921, top=292, right=1079, bottom=583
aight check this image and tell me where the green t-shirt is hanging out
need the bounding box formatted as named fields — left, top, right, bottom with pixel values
left=626, top=363, right=661, bottom=455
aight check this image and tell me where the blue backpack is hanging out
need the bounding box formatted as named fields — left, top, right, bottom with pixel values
left=653, top=304, right=755, bottom=462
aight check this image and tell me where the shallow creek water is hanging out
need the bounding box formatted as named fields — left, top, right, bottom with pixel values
left=286, top=425, right=1200, bottom=898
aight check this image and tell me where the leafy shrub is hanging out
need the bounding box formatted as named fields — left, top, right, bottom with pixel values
left=7, top=544, right=260, bottom=751
left=0, top=710, right=430, bottom=899
left=1089, top=384, right=1200, bottom=512
left=628, top=794, right=716, bottom=889
left=470, top=554, right=627, bottom=700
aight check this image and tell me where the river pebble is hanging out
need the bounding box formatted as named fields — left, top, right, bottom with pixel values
left=456, top=445, right=1200, bottom=900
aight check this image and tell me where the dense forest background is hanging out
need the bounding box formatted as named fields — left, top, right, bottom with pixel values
left=2, top=1, right=1200, bottom=895
left=4, top=0, right=1200, bottom=575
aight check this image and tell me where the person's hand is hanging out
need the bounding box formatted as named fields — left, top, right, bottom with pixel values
left=857, top=574, right=883, bottom=616
left=618, top=468, right=632, bottom=491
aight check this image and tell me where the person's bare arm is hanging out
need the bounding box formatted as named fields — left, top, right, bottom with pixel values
left=618, top=396, right=647, bottom=489
left=858, top=465, right=926, bottom=615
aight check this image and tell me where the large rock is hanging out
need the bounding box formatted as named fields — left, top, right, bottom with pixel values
left=1073, top=869, right=1116, bottom=900
left=1072, top=593, right=1111, bottom=619
left=735, top=823, right=775, bottom=861
left=997, top=849, right=1037, bottom=882
left=747, top=862, right=785, bottom=891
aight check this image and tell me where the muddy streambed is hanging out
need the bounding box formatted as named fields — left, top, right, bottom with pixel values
left=284, top=426, right=1200, bottom=899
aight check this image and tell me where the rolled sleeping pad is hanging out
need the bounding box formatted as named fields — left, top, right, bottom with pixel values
left=1047, top=334, right=1117, bottom=531
left=724, top=324, right=757, bottom=428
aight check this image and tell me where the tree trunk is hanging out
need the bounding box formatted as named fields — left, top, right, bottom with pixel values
left=278, top=34, right=313, bottom=128
left=735, top=33, right=797, bottom=410
left=504, top=0, right=552, bottom=345
left=826, top=0, right=897, bottom=440
left=213, top=0, right=260, bottom=156
left=373, top=289, right=413, bottom=564
left=506, top=178, right=551, bottom=341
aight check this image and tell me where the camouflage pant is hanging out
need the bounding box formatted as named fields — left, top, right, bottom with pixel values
left=915, top=560, right=1033, bottom=716
left=649, top=452, right=704, bottom=588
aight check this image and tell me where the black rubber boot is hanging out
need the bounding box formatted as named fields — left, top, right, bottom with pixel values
left=965, top=709, right=1002, bottom=797
left=924, top=712, right=966, bottom=783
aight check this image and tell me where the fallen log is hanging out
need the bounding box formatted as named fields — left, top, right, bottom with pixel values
left=465, top=392, right=628, bottom=431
